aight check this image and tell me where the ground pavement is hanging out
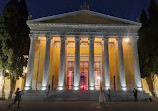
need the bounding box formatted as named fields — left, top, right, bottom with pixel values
left=0, top=101, right=158, bottom=111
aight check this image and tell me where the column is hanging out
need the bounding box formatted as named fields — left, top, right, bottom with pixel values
left=133, top=38, right=142, bottom=90
left=74, top=36, right=80, bottom=90
left=103, top=37, right=110, bottom=90
left=25, top=34, right=36, bottom=90
left=58, top=36, right=66, bottom=90
left=89, top=36, right=95, bottom=90
left=42, top=34, right=52, bottom=90
left=118, top=38, right=126, bottom=90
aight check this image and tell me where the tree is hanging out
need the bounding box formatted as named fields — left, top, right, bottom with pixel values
left=138, top=0, right=158, bottom=78
left=138, top=0, right=158, bottom=97
left=0, top=0, right=30, bottom=96
left=138, top=9, right=151, bottom=78
left=0, top=16, right=7, bottom=71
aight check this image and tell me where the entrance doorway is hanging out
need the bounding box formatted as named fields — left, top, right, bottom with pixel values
left=67, top=61, right=101, bottom=90
left=80, top=62, right=88, bottom=90
left=67, top=62, right=74, bottom=90
left=95, top=62, right=101, bottom=90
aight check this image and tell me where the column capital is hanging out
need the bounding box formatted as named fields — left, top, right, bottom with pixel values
left=117, top=37, right=124, bottom=42
left=44, top=33, right=52, bottom=39
left=60, top=35, right=66, bottom=41
left=74, top=35, right=81, bottom=40
left=89, top=35, right=95, bottom=42
left=132, top=37, right=139, bottom=41
left=36, top=39, right=41, bottom=46
left=102, top=37, right=109, bottom=41
left=89, top=35, right=95, bottom=38
left=46, top=36, right=52, bottom=41
left=29, top=34, right=37, bottom=40
left=29, top=34, right=34, bottom=38
left=60, top=34, right=66, bottom=37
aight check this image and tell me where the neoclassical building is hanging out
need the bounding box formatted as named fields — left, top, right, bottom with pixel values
left=25, top=9, right=142, bottom=91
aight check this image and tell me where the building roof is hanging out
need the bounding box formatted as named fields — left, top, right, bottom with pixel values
left=27, top=10, right=141, bottom=26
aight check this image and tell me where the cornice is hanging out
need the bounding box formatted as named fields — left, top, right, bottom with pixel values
left=27, top=23, right=141, bottom=30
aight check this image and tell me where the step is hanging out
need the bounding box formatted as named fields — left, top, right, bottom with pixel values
left=22, top=90, right=152, bottom=101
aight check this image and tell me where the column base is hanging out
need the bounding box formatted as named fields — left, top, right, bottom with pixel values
left=58, top=86, right=64, bottom=90
left=105, top=86, right=111, bottom=90
left=137, top=87, right=143, bottom=91
left=41, top=86, right=47, bottom=91
left=73, top=86, right=79, bottom=90
left=121, top=86, right=127, bottom=91
left=89, top=86, right=95, bottom=90
left=25, top=86, right=31, bottom=91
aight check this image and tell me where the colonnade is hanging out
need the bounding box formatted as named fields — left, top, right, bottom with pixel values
left=25, top=34, right=142, bottom=90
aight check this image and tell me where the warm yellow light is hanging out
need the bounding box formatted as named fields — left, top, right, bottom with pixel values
left=124, top=38, right=130, bottom=43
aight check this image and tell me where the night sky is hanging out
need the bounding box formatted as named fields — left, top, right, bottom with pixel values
left=0, top=0, right=158, bottom=21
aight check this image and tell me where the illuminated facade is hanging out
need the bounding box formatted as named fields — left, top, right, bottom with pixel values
left=25, top=10, right=142, bottom=91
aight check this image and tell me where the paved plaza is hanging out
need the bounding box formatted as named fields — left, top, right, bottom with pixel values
left=0, top=101, right=158, bottom=111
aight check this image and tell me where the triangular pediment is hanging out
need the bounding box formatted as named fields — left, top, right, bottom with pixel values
left=28, top=10, right=140, bottom=25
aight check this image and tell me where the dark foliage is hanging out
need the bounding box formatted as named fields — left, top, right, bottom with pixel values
left=0, top=0, right=30, bottom=78
left=138, top=0, right=158, bottom=78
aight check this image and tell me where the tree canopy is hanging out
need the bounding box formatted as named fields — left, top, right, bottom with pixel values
left=0, top=0, right=30, bottom=78
left=138, top=0, right=158, bottom=78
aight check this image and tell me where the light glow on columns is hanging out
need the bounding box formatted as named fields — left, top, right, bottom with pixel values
left=42, top=86, right=47, bottom=91
left=124, top=38, right=130, bottom=43
left=58, top=86, right=64, bottom=91
left=24, top=86, right=30, bottom=91
left=105, top=81, right=110, bottom=90
left=89, top=86, right=95, bottom=90
left=122, top=87, right=127, bottom=91
left=105, top=86, right=111, bottom=90
left=137, top=87, right=143, bottom=91
left=137, top=83, right=142, bottom=90
left=74, top=86, right=79, bottom=90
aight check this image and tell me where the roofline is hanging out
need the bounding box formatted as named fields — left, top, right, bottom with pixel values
left=27, top=23, right=141, bottom=30
left=27, top=10, right=141, bottom=26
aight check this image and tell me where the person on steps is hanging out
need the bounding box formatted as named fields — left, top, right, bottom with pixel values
left=99, top=87, right=106, bottom=103
left=133, top=88, right=138, bottom=102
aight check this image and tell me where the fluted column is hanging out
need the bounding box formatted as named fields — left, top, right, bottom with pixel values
left=25, top=34, right=36, bottom=90
left=89, top=36, right=95, bottom=90
left=103, top=37, right=110, bottom=90
left=42, top=34, right=52, bottom=90
left=118, top=38, right=126, bottom=90
left=58, top=36, right=66, bottom=90
left=133, top=38, right=142, bottom=89
left=74, top=36, right=80, bottom=90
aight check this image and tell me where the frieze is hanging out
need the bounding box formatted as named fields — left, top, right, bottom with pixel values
left=74, top=29, right=97, bottom=32
left=30, top=31, right=138, bottom=38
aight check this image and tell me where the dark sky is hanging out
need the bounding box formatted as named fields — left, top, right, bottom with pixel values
left=0, top=0, right=158, bottom=21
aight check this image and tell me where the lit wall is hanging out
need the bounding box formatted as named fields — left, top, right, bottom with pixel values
left=123, top=40, right=135, bottom=90
left=109, top=42, right=120, bottom=90
left=48, top=42, right=60, bottom=89
left=141, top=75, right=158, bottom=97
left=32, top=39, right=46, bottom=90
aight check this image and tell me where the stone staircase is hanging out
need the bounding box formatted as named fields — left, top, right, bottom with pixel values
left=22, top=90, right=153, bottom=102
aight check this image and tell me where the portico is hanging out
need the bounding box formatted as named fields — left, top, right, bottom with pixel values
left=25, top=10, right=142, bottom=91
